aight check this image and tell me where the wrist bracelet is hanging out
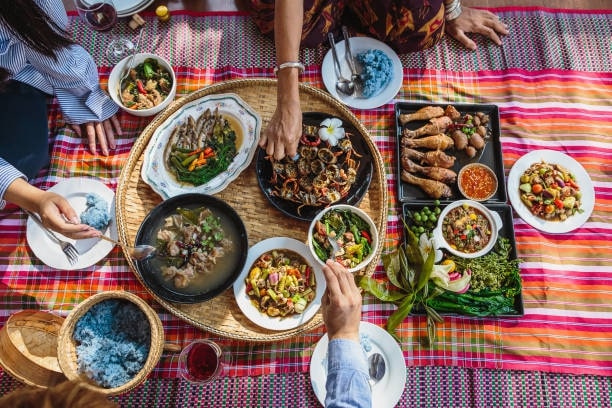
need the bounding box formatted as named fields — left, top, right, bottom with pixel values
left=273, top=62, right=305, bottom=75
left=445, top=0, right=462, bottom=21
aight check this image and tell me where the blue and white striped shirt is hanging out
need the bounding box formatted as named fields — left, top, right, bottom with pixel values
left=325, top=339, right=372, bottom=408
left=0, top=0, right=119, bottom=208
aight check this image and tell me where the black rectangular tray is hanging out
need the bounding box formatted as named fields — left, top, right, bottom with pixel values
left=402, top=202, right=524, bottom=317
left=395, top=102, right=507, bottom=204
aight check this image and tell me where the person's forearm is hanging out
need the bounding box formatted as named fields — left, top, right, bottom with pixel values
left=274, top=0, right=303, bottom=103
left=3, top=178, right=47, bottom=213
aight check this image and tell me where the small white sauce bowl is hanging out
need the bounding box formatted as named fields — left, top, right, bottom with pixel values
left=432, top=200, right=503, bottom=259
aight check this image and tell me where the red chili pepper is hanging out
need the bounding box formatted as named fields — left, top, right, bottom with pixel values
left=567, top=179, right=579, bottom=189
left=136, top=79, right=146, bottom=94
left=361, top=230, right=372, bottom=243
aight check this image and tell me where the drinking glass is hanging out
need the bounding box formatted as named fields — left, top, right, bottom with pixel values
left=178, top=340, right=225, bottom=383
left=73, top=0, right=135, bottom=64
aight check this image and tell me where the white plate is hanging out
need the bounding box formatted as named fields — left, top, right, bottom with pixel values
left=141, top=93, right=261, bottom=200
left=233, top=237, right=326, bottom=331
left=322, top=37, right=403, bottom=110
left=310, top=321, right=406, bottom=408
left=114, top=0, right=154, bottom=17
left=508, top=150, right=595, bottom=233
left=26, top=178, right=118, bottom=270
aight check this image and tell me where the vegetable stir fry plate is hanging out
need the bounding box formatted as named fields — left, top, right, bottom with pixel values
left=233, top=237, right=326, bottom=330
left=141, top=93, right=261, bottom=199
left=508, top=150, right=595, bottom=233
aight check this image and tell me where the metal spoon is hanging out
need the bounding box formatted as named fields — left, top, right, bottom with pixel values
left=97, top=234, right=157, bottom=261
left=119, top=26, right=144, bottom=104
left=328, top=32, right=355, bottom=97
left=368, top=353, right=386, bottom=387
left=341, top=26, right=363, bottom=95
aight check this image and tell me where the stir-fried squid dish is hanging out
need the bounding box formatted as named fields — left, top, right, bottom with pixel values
left=246, top=250, right=316, bottom=318
left=518, top=160, right=583, bottom=221
left=164, top=107, right=238, bottom=186
left=311, top=209, right=373, bottom=269
left=120, top=58, right=172, bottom=110
left=156, top=207, right=231, bottom=289
left=268, top=118, right=361, bottom=215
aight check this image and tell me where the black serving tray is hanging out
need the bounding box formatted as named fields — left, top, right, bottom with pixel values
left=402, top=202, right=524, bottom=317
left=395, top=102, right=507, bottom=204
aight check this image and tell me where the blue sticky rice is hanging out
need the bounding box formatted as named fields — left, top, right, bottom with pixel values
left=73, top=299, right=151, bottom=389
left=356, top=49, right=393, bottom=98
left=80, top=193, right=111, bottom=230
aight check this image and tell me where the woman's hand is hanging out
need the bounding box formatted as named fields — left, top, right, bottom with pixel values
left=445, top=7, right=509, bottom=50
left=259, top=69, right=302, bottom=160
left=70, top=113, right=123, bottom=156
left=321, top=260, right=362, bottom=342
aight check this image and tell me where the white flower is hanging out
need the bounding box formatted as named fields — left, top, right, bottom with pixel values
left=318, top=118, right=345, bottom=146
left=418, top=233, right=443, bottom=263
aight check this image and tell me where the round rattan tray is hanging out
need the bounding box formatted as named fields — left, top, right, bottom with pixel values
left=115, top=78, right=387, bottom=342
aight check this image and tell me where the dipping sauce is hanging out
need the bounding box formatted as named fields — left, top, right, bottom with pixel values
left=441, top=203, right=492, bottom=254
left=458, top=163, right=498, bottom=201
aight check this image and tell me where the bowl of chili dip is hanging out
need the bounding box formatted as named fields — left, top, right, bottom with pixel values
left=432, top=200, right=502, bottom=259
left=457, top=163, right=498, bottom=202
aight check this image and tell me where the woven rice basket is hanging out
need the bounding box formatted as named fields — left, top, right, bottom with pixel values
left=115, top=78, right=388, bottom=342
left=56, top=291, right=164, bottom=396
left=0, top=310, right=67, bottom=388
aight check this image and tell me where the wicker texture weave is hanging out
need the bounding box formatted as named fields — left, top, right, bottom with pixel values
left=115, top=79, right=388, bottom=342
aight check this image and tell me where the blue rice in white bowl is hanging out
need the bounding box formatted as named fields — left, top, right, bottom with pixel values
left=356, top=49, right=394, bottom=98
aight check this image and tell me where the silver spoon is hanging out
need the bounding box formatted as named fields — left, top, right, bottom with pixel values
left=368, top=352, right=386, bottom=387
left=327, top=32, right=355, bottom=97
left=97, top=234, right=157, bottom=261
left=341, top=26, right=363, bottom=95
left=119, top=26, right=144, bottom=105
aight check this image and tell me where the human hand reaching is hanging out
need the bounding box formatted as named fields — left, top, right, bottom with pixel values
left=321, top=260, right=362, bottom=342
left=445, top=7, right=509, bottom=50
left=70, top=113, right=123, bottom=156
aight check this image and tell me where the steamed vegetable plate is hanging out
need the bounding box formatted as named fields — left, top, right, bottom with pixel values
left=311, top=209, right=373, bottom=269
left=164, top=107, right=238, bottom=186
left=518, top=160, right=583, bottom=221
left=246, top=250, right=316, bottom=318
left=120, top=58, right=172, bottom=110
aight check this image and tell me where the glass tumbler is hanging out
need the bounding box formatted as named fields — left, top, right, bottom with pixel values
left=178, top=339, right=224, bottom=383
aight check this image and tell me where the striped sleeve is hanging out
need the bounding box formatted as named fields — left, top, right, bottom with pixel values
left=0, top=158, right=26, bottom=210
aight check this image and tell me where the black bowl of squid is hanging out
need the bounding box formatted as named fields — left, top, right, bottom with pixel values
left=135, top=193, right=248, bottom=303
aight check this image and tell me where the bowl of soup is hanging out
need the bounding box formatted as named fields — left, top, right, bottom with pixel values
left=432, top=200, right=502, bottom=259
left=108, top=53, right=176, bottom=117
left=134, top=193, right=248, bottom=303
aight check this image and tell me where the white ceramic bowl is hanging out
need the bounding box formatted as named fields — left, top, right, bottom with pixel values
left=108, top=53, right=176, bottom=117
left=307, top=204, right=378, bottom=273
left=432, top=200, right=502, bottom=259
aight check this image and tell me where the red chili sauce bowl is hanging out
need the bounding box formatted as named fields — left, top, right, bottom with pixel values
left=457, top=163, right=498, bottom=202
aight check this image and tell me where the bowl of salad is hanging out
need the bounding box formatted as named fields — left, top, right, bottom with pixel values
left=432, top=200, right=503, bottom=259
left=108, top=53, right=176, bottom=117
left=307, top=204, right=378, bottom=273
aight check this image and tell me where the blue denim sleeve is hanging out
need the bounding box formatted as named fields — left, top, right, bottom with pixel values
left=325, top=338, right=372, bottom=408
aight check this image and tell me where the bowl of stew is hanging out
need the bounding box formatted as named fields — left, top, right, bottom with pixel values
left=457, top=163, right=498, bottom=202
left=432, top=200, right=502, bottom=259
left=108, top=53, right=176, bottom=117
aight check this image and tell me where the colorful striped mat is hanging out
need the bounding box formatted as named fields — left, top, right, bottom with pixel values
left=1, top=7, right=611, bottom=406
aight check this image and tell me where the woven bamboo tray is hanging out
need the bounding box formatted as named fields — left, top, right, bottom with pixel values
left=115, top=78, right=388, bottom=342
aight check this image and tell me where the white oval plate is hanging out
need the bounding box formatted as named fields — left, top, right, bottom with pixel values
left=141, top=93, right=261, bottom=200
left=26, top=178, right=117, bottom=270
left=322, top=37, right=403, bottom=110
left=508, top=149, right=595, bottom=233
left=233, top=237, right=325, bottom=331
left=310, top=321, right=406, bottom=408
left=114, top=0, right=154, bottom=17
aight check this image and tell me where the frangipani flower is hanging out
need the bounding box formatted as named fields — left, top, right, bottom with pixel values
left=418, top=233, right=443, bottom=264
left=318, top=118, right=345, bottom=146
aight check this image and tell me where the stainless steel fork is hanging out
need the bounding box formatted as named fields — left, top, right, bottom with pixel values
left=25, top=210, right=79, bottom=265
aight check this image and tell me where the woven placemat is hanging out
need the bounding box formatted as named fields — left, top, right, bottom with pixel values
left=115, top=78, right=388, bottom=342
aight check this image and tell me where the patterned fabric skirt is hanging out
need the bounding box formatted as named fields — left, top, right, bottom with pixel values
left=246, top=0, right=446, bottom=53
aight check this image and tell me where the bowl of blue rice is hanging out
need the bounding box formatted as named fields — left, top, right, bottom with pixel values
left=57, top=291, right=164, bottom=396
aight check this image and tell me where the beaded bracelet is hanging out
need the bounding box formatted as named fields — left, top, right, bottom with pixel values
left=273, top=62, right=305, bottom=75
